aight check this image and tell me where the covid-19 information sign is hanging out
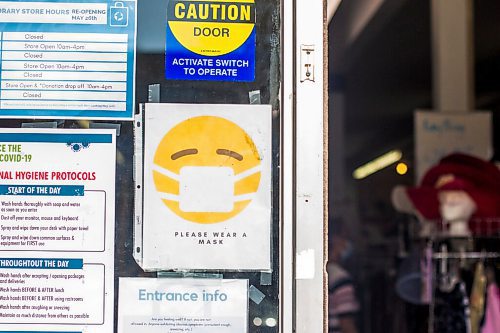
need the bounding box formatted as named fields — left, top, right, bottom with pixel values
left=165, top=0, right=256, bottom=82
left=0, top=128, right=116, bottom=333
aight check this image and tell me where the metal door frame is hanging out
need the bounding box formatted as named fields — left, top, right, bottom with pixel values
left=281, top=0, right=327, bottom=332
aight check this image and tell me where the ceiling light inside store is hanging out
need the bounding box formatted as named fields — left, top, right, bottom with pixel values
left=353, top=150, right=403, bottom=180
left=396, top=162, right=408, bottom=175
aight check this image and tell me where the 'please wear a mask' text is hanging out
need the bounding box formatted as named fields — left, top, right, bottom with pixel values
left=174, top=231, right=239, bottom=238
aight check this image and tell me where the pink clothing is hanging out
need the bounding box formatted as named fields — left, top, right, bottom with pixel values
left=482, top=284, right=500, bottom=333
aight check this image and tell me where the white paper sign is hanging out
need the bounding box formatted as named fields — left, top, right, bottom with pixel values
left=141, top=103, right=272, bottom=271
left=0, top=128, right=116, bottom=333
left=118, top=278, right=248, bottom=333
left=415, top=111, right=493, bottom=181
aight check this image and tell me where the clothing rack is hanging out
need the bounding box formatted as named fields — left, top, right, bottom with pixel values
left=428, top=245, right=499, bottom=333
left=432, top=252, right=500, bottom=260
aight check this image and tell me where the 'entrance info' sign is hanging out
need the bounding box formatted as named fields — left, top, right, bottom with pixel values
left=118, top=278, right=248, bottom=333
left=0, top=0, right=137, bottom=120
left=165, top=0, right=256, bottom=82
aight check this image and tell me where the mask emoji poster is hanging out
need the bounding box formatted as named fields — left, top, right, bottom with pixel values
left=140, top=103, right=271, bottom=271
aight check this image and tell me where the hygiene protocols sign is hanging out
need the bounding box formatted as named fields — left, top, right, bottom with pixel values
left=0, top=0, right=137, bottom=120
left=118, top=278, right=248, bottom=333
left=140, top=103, right=271, bottom=271
left=0, top=128, right=116, bottom=333
left=165, top=0, right=256, bottom=81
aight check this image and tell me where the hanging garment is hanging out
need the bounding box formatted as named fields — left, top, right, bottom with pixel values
left=481, top=283, right=500, bottom=333
left=421, top=245, right=433, bottom=304
left=434, top=282, right=471, bottom=333
left=470, top=262, right=487, bottom=333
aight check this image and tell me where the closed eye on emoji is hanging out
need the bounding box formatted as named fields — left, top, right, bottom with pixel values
left=171, top=149, right=198, bottom=160
left=216, top=149, right=243, bottom=161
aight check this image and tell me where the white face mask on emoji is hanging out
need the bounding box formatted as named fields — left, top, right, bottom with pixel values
left=179, top=166, right=234, bottom=213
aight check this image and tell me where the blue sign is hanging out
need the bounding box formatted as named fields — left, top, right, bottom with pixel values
left=0, top=0, right=137, bottom=120
left=165, top=0, right=256, bottom=82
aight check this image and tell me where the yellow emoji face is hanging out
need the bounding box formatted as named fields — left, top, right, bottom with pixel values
left=153, top=116, right=261, bottom=224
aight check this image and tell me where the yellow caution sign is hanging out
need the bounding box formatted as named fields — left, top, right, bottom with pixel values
left=152, top=116, right=262, bottom=224
left=167, top=0, right=256, bottom=56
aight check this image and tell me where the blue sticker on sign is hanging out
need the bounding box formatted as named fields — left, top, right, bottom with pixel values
left=110, top=1, right=129, bottom=27
left=165, top=0, right=256, bottom=82
left=0, top=0, right=137, bottom=120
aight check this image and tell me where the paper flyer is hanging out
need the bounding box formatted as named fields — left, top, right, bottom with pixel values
left=415, top=111, right=493, bottom=181
left=118, top=278, right=248, bottom=333
left=0, top=128, right=116, bottom=333
left=141, top=103, right=272, bottom=271
left=0, top=0, right=137, bottom=119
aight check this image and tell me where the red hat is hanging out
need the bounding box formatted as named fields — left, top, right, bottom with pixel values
left=405, top=153, right=500, bottom=221
left=421, top=154, right=500, bottom=191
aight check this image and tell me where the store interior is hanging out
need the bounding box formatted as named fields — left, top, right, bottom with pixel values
left=328, top=1, right=500, bottom=333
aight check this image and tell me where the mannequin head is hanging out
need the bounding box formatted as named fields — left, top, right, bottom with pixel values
left=438, top=190, right=477, bottom=222
left=391, top=153, right=500, bottom=237
left=438, top=189, right=476, bottom=236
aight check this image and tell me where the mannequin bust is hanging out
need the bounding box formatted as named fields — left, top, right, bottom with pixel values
left=438, top=190, right=476, bottom=237
left=391, top=153, right=500, bottom=238
left=391, top=177, right=478, bottom=237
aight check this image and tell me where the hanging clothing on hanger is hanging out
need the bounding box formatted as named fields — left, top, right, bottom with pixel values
left=421, top=245, right=433, bottom=304
left=481, top=283, right=500, bottom=333
left=470, top=262, right=487, bottom=333
left=434, top=281, right=471, bottom=333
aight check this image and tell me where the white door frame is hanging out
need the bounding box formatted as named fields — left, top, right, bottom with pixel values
left=281, top=0, right=327, bottom=332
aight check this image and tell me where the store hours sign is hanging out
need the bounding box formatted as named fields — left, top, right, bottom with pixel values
left=165, top=0, right=256, bottom=81
left=0, top=0, right=137, bottom=120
